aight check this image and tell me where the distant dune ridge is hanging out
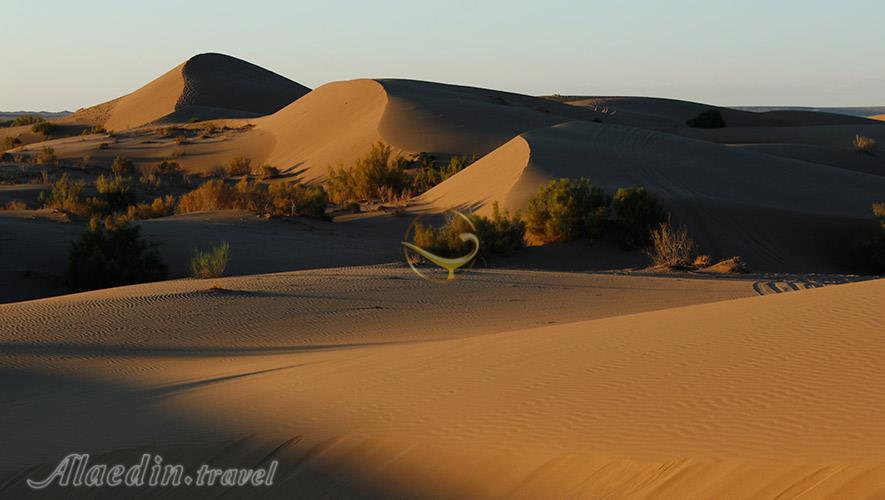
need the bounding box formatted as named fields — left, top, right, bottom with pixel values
left=62, top=53, right=310, bottom=131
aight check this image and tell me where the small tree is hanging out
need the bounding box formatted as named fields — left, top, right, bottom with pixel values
left=191, top=241, right=230, bottom=279
left=526, top=178, right=609, bottom=243
left=31, top=121, right=58, bottom=136
left=612, top=186, right=666, bottom=248
left=67, top=217, right=167, bottom=291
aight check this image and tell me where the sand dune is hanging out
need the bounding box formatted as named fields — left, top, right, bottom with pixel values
left=258, top=79, right=614, bottom=180
left=565, top=96, right=877, bottom=128
left=0, top=267, right=881, bottom=498
left=62, top=53, right=309, bottom=131
left=417, top=121, right=885, bottom=272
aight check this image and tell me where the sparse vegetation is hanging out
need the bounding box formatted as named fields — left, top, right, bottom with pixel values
left=3, top=136, right=21, bottom=151
left=125, top=195, right=176, bottom=220
left=31, top=121, right=58, bottom=136
left=410, top=202, right=525, bottom=262
left=326, top=142, right=409, bottom=204
left=95, top=174, right=136, bottom=213
left=226, top=156, right=252, bottom=177
left=38, top=174, right=85, bottom=214
left=854, top=134, right=876, bottom=153
left=647, top=219, right=696, bottom=268
left=190, top=241, right=230, bottom=279
left=98, top=142, right=110, bottom=150
left=611, top=186, right=666, bottom=248
left=35, top=146, right=57, bottom=166
left=686, top=109, right=726, bottom=128
left=110, top=156, right=134, bottom=176
left=67, top=217, right=167, bottom=291
left=411, top=154, right=476, bottom=193
left=526, top=178, right=609, bottom=243
left=177, top=178, right=328, bottom=219
left=12, top=115, right=43, bottom=126
left=258, top=165, right=280, bottom=180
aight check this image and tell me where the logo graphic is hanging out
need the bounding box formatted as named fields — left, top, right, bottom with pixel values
left=402, top=210, right=479, bottom=281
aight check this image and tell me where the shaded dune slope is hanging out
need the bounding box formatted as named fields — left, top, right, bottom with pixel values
left=63, top=53, right=309, bottom=131
left=418, top=121, right=885, bottom=272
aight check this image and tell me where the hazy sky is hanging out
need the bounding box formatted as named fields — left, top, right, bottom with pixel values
left=3, top=0, right=883, bottom=110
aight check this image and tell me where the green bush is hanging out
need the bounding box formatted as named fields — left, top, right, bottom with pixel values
left=326, top=142, right=408, bottom=203
left=526, top=178, right=609, bottom=243
left=13, top=115, right=43, bottom=126
left=95, top=174, right=136, bottom=213
left=38, top=174, right=86, bottom=214
left=686, top=109, right=726, bottom=128
left=67, top=218, right=167, bottom=291
left=612, top=186, right=666, bottom=248
left=411, top=154, right=476, bottom=194
left=111, top=156, right=134, bottom=176
left=191, top=241, right=230, bottom=279
left=411, top=203, right=524, bottom=261
left=268, top=182, right=329, bottom=218
left=31, top=121, right=58, bottom=136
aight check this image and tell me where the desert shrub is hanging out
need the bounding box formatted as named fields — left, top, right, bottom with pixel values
left=611, top=186, right=666, bottom=248
left=190, top=241, right=230, bottom=279
left=268, top=182, right=328, bottom=218
left=3, top=136, right=21, bottom=151
left=258, top=165, right=280, bottom=180
left=325, top=142, right=408, bottom=204
left=67, top=217, right=167, bottom=291
left=174, top=135, right=188, bottom=145
left=201, top=122, right=218, bottom=135
left=854, top=134, right=876, bottom=153
left=94, top=174, right=136, bottom=213
left=686, top=109, right=726, bottom=128
left=227, top=156, right=252, bottom=177
left=38, top=174, right=86, bottom=214
left=411, top=203, right=524, bottom=262
left=647, top=219, right=696, bottom=268
left=98, top=142, right=110, bottom=150
left=31, top=121, right=57, bottom=136
left=526, top=178, right=609, bottom=243
left=156, top=160, right=181, bottom=176
left=35, top=146, right=57, bottom=166
left=111, top=156, right=134, bottom=176
left=13, top=115, right=43, bottom=126
left=232, top=177, right=269, bottom=212
left=171, top=149, right=186, bottom=158
left=126, top=195, right=176, bottom=220
left=177, top=179, right=232, bottom=213
left=411, top=154, right=476, bottom=194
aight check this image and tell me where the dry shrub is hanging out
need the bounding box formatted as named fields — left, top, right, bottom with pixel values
left=38, top=174, right=87, bottom=214
left=3, top=136, right=21, bottom=151
left=227, top=156, right=252, bottom=177
left=258, top=165, right=280, bottom=180
left=177, top=179, right=232, bottom=213
left=410, top=203, right=524, bottom=262
left=126, top=195, right=176, bottom=220
left=35, top=146, right=57, bottom=166
left=693, top=254, right=713, bottom=267
left=854, top=134, right=876, bottom=153
left=191, top=242, right=230, bottom=279
left=647, top=220, right=696, bottom=268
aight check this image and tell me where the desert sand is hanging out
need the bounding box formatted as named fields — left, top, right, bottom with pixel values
left=2, top=52, right=885, bottom=498
left=0, top=269, right=882, bottom=498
